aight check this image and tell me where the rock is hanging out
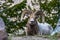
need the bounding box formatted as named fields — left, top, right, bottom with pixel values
left=0, top=17, right=8, bottom=40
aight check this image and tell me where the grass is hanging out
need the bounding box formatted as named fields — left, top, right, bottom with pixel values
left=36, top=35, right=59, bottom=40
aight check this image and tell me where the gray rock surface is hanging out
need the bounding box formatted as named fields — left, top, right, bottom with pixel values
left=0, top=17, right=8, bottom=40
left=11, top=36, right=50, bottom=40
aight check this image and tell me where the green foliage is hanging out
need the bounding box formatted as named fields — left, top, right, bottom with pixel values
left=0, top=0, right=26, bottom=33
left=40, top=0, right=58, bottom=28
left=0, top=0, right=59, bottom=33
left=8, top=0, right=13, bottom=3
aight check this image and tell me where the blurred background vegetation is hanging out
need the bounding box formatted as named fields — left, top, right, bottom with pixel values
left=0, top=0, right=59, bottom=33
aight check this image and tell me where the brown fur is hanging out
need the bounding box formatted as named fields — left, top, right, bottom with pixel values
left=26, top=22, right=39, bottom=35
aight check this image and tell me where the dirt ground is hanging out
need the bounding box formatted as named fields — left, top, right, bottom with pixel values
left=10, top=36, right=60, bottom=40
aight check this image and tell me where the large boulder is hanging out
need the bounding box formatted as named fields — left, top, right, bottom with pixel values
left=0, top=17, right=8, bottom=40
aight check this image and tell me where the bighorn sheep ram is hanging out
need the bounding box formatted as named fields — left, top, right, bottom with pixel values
left=21, top=9, right=39, bottom=35
left=0, top=17, right=8, bottom=40
left=21, top=9, right=53, bottom=35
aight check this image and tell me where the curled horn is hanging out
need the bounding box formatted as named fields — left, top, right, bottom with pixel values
left=34, top=10, right=45, bottom=22
left=20, top=9, right=32, bottom=21
left=20, top=9, right=26, bottom=21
